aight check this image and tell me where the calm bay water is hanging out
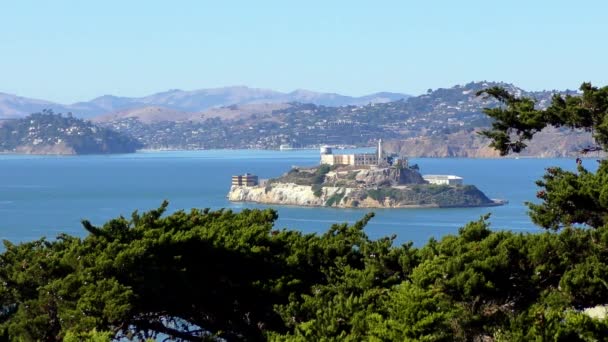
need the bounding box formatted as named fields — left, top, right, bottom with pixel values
left=0, top=150, right=591, bottom=246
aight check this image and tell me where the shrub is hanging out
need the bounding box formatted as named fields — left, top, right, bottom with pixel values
left=312, top=184, right=323, bottom=197
left=325, top=192, right=345, bottom=207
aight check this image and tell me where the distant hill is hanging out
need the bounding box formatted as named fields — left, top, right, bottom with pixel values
left=0, top=110, right=142, bottom=154
left=0, top=87, right=410, bottom=119
left=383, top=127, right=597, bottom=158
left=96, top=81, right=586, bottom=156
left=0, top=93, right=71, bottom=119
left=92, top=106, right=193, bottom=124
left=92, top=103, right=291, bottom=124
left=3, top=81, right=588, bottom=157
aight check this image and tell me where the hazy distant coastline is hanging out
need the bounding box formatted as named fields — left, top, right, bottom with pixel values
left=0, top=81, right=592, bottom=157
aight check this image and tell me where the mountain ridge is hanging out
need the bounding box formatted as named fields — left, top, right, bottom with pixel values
left=0, top=86, right=411, bottom=119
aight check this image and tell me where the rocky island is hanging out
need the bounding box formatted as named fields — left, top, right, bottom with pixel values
left=228, top=142, right=504, bottom=208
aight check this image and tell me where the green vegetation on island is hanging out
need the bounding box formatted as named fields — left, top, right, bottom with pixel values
left=0, top=110, right=142, bottom=154
left=268, top=164, right=335, bottom=187
left=364, top=183, right=492, bottom=207
left=2, top=83, right=608, bottom=340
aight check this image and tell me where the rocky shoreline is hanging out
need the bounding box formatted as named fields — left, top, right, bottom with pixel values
left=228, top=183, right=503, bottom=208
left=228, top=165, right=502, bottom=209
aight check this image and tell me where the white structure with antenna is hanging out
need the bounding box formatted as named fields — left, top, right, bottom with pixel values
left=320, top=139, right=391, bottom=166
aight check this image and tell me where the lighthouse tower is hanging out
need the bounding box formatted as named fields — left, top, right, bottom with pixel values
left=377, top=139, right=383, bottom=165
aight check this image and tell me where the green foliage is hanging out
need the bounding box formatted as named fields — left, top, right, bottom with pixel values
left=276, top=165, right=331, bottom=186
left=560, top=256, right=608, bottom=306
left=64, top=329, right=114, bottom=342
left=478, top=83, right=608, bottom=155
left=369, top=282, right=466, bottom=341
left=325, top=191, right=345, bottom=207
left=367, top=187, right=398, bottom=201
left=313, top=164, right=331, bottom=184
left=271, top=214, right=415, bottom=341
left=497, top=303, right=608, bottom=341
left=345, top=171, right=358, bottom=180
left=2, top=204, right=608, bottom=340
left=477, top=87, right=545, bottom=155
left=0, top=203, right=295, bottom=340
left=365, top=184, right=492, bottom=206
left=528, top=162, right=608, bottom=229
left=478, top=83, right=608, bottom=231
left=311, top=184, right=323, bottom=197
left=272, top=215, right=608, bottom=341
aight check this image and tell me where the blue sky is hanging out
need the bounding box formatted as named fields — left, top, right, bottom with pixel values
left=1, top=0, right=607, bottom=103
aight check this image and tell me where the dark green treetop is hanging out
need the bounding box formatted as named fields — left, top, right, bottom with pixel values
left=478, top=83, right=608, bottom=230
left=477, top=83, right=608, bottom=156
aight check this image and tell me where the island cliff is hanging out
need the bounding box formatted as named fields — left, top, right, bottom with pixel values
left=228, top=165, right=501, bottom=208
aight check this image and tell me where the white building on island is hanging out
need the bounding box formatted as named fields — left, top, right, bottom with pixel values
left=320, top=139, right=395, bottom=166
left=423, top=175, right=464, bottom=185
left=231, top=173, right=259, bottom=186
